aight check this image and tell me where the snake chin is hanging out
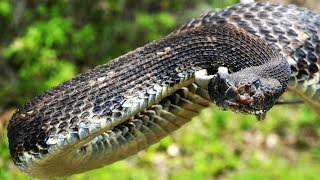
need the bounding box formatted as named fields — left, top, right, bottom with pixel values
left=208, top=72, right=281, bottom=120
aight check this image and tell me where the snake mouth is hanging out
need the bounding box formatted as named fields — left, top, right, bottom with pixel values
left=215, top=86, right=267, bottom=120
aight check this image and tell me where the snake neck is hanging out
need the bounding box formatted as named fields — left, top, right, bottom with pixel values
left=139, top=24, right=290, bottom=117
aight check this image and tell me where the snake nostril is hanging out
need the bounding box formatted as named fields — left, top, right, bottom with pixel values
left=237, top=85, right=246, bottom=95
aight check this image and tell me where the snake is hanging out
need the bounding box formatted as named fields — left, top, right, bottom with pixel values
left=7, top=2, right=320, bottom=178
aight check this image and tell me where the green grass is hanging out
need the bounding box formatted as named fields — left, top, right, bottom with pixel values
left=1, top=92, right=319, bottom=179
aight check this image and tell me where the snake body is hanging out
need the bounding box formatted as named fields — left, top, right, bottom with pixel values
left=7, top=2, right=320, bottom=178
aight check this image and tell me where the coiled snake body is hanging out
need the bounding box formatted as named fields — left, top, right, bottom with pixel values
left=7, top=2, right=320, bottom=178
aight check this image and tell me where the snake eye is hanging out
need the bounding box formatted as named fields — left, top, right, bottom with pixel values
left=252, top=78, right=261, bottom=89
left=248, top=78, right=260, bottom=94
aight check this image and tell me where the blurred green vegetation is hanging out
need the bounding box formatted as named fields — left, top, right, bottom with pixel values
left=0, top=0, right=319, bottom=179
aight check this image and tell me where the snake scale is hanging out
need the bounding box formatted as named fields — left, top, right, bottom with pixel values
left=7, top=2, right=320, bottom=178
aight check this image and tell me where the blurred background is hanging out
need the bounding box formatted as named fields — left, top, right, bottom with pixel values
left=0, top=0, right=319, bottom=179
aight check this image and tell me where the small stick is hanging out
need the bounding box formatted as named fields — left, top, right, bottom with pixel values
left=275, top=99, right=304, bottom=105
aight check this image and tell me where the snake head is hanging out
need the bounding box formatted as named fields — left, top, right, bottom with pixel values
left=208, top=72, right=282, bottom=120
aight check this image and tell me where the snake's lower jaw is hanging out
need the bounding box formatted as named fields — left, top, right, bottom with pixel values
left=213, top=97, right=268, bottom=120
